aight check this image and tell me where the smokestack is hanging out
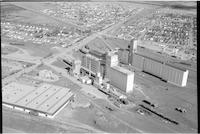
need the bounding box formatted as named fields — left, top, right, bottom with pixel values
left=133, top=40, right=138, bottom=53
left=128, top=39, right=138, bottom=65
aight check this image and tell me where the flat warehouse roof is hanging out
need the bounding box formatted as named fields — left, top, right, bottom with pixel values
left=26, top=86, right=61, bottom=110
left=135, top=52, right=164, bottom=64
left=166, top=62, right=187, bottom=72
left=3, top=82, right=73, bottom=116
left=111, top=66, right=134, bottom=75
left=16, top=84, right=52, bottom=106
left=135, top=52, right=187, bottom=71
left=44, top=92, right=74, bottom=115
left=3, top=82, right=35, bottom=104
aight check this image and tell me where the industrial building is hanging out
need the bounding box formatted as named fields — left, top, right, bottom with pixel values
left=162, top=63, right=189, bottom=87
left=131, top=51, right=189, bottom=87
left=163, top=46, right=179, bottom=55
left=81, top=53, right=101, bottom=78
left=79, top=37, right=188, bottom=88
left=118, top=49, right=129, bottom=64
left=128, top=39, right=138, bottom=65
left=106, top=51, right=134, bottom=93
left=105, top=51, right=119, bottom=78
left=62, top=55, right=81, bottom=76
left=110, top=66, right=134, bottom=93
left=128, top=39, right=189, bottom=87
left=2, top=82, right=74, bottom=118
left=131, top=53, right=145, bottom=71
left=79, top=48, right=134, bottom=93
left=79, top=48, right=107, bottom=79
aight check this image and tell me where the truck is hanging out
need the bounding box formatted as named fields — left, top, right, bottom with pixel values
left=29, top=110, right=39, bottom=116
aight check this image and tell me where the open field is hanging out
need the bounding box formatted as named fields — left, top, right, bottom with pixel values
left=2, top=58, right=34, bottom=79
left=1, top=3, right=69, bottom=26
left=2, top=39, right=58, bottom=58
left=3, top=107, right=93, bottom=133
left=20, top=64, right=82, bottom=90
left=1, top=44, right=19, bottom=55
left=56, top=93, right=136, bottom=133
left=10, top=2, right=141, bottom=30
left=1, top=3, right=25, bottom=20
left=51, top=59, right=70, bottom=69
left=25, top=64, right=60, bottom=77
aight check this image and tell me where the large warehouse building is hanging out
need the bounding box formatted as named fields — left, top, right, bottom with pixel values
left=3, top=82, right=74, bottom=118
left=162, top=63, right=189, bottom=87
left=128, top=39, right=189, bottom=87
left=131, top=52, right=189, bottom=87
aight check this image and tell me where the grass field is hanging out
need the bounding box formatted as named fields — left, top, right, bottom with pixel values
left=2, top=58, right=24, bottom=79
left=1, top=3, right=25, bottom=20
left=57, top=93, right=135, bottom=133
left=2, top=38, right=57, bottom=58
left=1, top=3, right=68, bottom=26
left=3, top=107, right=91, bottom=133
left=23, top=64, right=82, bottom=90
left=51, top=59, right=69, bottom=69
left=1, top=45, right=19, bottom=55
